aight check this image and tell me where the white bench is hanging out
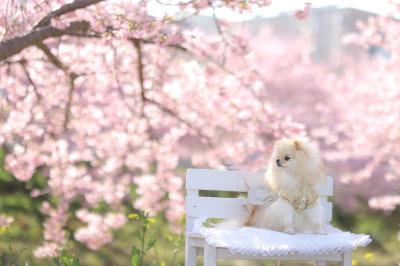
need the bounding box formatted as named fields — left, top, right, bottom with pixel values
left=185, top=168, right=352, bottom=266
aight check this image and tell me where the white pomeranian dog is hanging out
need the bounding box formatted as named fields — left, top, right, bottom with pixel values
left=243, top=138, right=326, bottom=234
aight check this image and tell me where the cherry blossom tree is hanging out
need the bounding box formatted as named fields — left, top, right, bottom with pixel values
left=325, top=3, right=400, bottom=212
left=2, top=0, right=397, bottom=260
left=0, top=0, right=305, bottom=257
left=246, top=5, right=400, bottom=213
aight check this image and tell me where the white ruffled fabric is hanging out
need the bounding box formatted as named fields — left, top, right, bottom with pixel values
left=193, top=218, right=371, bottom=256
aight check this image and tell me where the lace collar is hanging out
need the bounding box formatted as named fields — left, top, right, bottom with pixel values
left=279, top=185, right=319, bottom=211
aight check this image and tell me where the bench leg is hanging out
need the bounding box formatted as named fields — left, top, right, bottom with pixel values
left=185, top=236, right=197, bottom=266
left=342, top=251, right=352, bottom=266
left=316, top=262, right=326, bottom=266
left=204, top=243, right=216, bottom=266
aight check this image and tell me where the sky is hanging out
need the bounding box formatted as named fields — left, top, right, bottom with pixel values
left=148, top=0, right=393, bottom=20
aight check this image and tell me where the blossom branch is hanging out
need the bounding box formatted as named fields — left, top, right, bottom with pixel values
left=155, top=0, right=195, bottom=6
left=64, top=73, right=78, bottom=130
left=34, top=0, right=106, bottom=29
left=19, top=59, right=42, bottom=101
left=36, top=43, right=68, bottom=71
left=35, top=42, right=77, bottom=130
left=131, top=38, right=214, bottom=146
left=145, top=97, right=215, bottom=147
left=131, top=38, right=146, bottom=117
left=0, top=20, right=91, bottom=61
left=211, top=7, right=228, bottom=65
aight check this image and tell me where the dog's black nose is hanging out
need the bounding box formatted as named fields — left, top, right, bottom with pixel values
left=276, top=159, right=281, bottom=167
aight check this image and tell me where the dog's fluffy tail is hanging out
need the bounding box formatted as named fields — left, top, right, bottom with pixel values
left=215, top=205, right=263, bottom=228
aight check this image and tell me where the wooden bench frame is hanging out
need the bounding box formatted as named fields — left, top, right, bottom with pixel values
left=184, top=168, right=351, bottom=266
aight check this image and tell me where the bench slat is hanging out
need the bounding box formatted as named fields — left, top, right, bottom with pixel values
left=186, top=169, right=259, bottom=192
left=186, top=169, right=333, bottom=196
left=186, top=196, right=248, bottom=219
left=186, top=196, right=332, bottom=222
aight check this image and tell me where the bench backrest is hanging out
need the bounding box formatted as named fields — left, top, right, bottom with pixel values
left=185, top=168, right=333, bottom=232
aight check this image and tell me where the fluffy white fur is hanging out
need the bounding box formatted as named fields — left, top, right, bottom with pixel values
left=244, top=138, right=326, bottom=234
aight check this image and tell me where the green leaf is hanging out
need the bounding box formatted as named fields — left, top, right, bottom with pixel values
left=52, top=257, right=62, bottom=266
left=146, top=239, right=156, bottom=251
left=130, top=246, right=141, bottom=266
left=54, top=250, right=80, bottom=266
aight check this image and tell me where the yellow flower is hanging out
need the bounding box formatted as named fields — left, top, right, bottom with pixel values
left=164, top=234, right=173, bottom=242
left=352, top=259, right=358, bottom=266
left=128, top=213, right=139, bottom=220
left=364, top=252, right=374, bottom=260
left=0, top=226, right=9, bottom=234
left=147, top=218, right=156, bottom=225
left=178, top=215, right=185, bottom=225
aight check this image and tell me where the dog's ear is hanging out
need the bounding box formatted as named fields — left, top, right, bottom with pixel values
left=293, top=139, right=304, bottom=151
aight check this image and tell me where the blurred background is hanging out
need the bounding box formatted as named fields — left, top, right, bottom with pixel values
left=0, top=0, right=399, bottom=265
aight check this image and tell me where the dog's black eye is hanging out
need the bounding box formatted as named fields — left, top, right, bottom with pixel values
left=284, top=156, right=290, bottom=161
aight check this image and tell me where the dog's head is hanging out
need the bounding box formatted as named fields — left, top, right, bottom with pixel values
left=270, top=138, right=325, bottom=186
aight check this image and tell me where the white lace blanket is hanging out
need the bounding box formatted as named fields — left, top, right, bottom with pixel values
left=193, top=218, right=371, bottom=256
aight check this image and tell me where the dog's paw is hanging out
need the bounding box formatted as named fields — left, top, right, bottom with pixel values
left=313, top=227, right=327, bottom=235
left=284, top=228, right=295, bottom=235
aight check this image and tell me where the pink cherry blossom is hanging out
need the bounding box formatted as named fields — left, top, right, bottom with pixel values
left=295, top=3, right=312, bottom=20
left=0, top=214, right=14, bottom=227
left=74, top=209, right=126, bottom=250
left=369, top=195, right=400, bottom=211
left=33, top=242, right=61, bottom=258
